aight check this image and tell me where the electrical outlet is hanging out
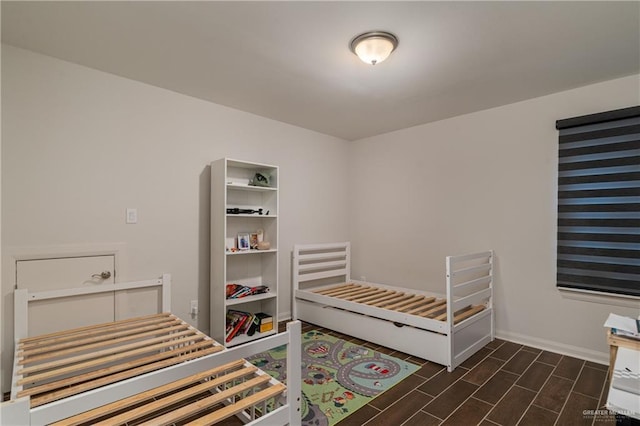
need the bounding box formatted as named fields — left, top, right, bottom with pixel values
left=190, top=300, right=198, bottom=316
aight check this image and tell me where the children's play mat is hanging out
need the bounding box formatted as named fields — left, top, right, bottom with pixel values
left=247, top=329, right=419, bottom=426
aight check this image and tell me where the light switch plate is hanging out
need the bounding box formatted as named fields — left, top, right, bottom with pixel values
left=126, top=208, right=138, bottom=224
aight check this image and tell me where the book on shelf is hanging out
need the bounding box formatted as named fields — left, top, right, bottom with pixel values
left=255, top=312, right=273, bottom=333
left=225, top=309, right=262, bottom=342
left=245, top=314, right=260, bottom=336
left=225, top=311, right=248, bottom=342
left=226, top=283, right=270, bottom=299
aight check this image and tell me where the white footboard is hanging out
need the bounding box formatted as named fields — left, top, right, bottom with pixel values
left=446, top=250, right=494, bottom=370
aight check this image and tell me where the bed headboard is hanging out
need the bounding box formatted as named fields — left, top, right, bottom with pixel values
left=292, top=242, right=350, bottom=292
left=13, top=273, right=172, bottom=341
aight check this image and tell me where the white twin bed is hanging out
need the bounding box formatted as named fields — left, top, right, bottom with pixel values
left=293, top=242, right=494, bottom=372
left=1, top=275, right=301, bottom=426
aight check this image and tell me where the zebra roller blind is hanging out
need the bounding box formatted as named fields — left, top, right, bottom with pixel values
left=556, top=106, right=639, bottom=297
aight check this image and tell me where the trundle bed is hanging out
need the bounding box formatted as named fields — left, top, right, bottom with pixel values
left=2, top=274, right=301, bottom=425
left=293, top=242, right=493, bottom=372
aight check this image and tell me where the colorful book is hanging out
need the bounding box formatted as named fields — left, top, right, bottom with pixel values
left=225, top=311, right=248, bottom=342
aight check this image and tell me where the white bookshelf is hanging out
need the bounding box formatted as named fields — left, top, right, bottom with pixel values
left=210, top=158, right=279, bottom=347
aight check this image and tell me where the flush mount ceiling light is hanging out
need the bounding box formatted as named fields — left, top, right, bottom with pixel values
left=349, top=31, right=398, bottom=65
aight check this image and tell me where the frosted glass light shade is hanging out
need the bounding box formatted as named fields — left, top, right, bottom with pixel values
left=350, top=31, right=398, bottom=65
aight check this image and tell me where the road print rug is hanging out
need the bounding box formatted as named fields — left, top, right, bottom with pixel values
left=246, top=330, right=420, bottom=426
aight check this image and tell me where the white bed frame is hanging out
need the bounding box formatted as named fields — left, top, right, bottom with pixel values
left=293, top=242, right=493, bottom=372
left=1, top=274, right=301, bottom=425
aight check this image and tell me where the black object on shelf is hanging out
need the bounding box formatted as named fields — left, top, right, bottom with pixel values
left=227, top=208, right=265, bottom=215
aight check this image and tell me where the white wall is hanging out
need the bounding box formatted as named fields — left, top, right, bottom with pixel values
left=1, top=45, right=350, bottom=392
left=348, top=74, right=640, bottom=363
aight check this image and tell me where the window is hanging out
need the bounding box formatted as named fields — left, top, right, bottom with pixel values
left=556, top=106, right=639, bottom=297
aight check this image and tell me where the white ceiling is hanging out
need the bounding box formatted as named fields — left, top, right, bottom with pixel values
left=2, top=1, right=639, bottom=141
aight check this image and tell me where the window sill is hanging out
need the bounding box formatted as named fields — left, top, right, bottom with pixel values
left=559, top=287, right=640, bottom=309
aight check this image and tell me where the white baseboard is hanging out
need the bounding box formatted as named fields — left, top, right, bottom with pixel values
left=495, top=329, right=608, bottom=366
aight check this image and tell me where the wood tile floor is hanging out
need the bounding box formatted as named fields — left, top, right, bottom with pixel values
left=293, top=321, right=634, bottom=426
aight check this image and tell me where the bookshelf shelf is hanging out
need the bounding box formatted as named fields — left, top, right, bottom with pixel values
left=226, top=292, right=277, bottom=306
left=226, top=249, right=277, bottom=256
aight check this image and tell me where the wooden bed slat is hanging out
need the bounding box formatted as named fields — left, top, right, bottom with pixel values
left=19, top=334, right=212, bottom=389
left=314, top=284, right=357, bottom=296
left=184, top=383, right=286, bottom=426
left=136, top=375, right=274, bottom=426
left=319, top=285, right=367, bottom=298
left=93, top=366, right=260, bottom=426
left=453, top=287, right=492, bottom=313
left=27, top=343, right=223, bottom=407
left=449, top=305, right=486, bottom=324
left=18, top=330, right=206, bottom=379
left=18, top=317, right=181, bottom=357
left=376, top=294, right=415, bottom=308
left=434, top=306, right=482, bottom=322
left=20, top=323, right=190, bottom=365
left=330, top=286, right=376, bottom=299
left=404, top=299, right=445, bottom=315
left=50, top=359, right=248, bottom=426
left=19, top=317, right=183, bottom=357
left=368, top=292, right=407, bottom=307
left=18, top=313, right=172, bottom=347
left=392, top=296, right=436, bottom=312
left=310, top=282, right=485, bottom=326
left=416, top=303, right=448, bottom=318
left=359, top=291, right=400, bottom=306
left=383, top=295, right=421, bottom=310
left=86, top=364, right=260, bottom=426
left=339, top=287, right=381, bottom=300
left=346, top=289, right=393, bottom=303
